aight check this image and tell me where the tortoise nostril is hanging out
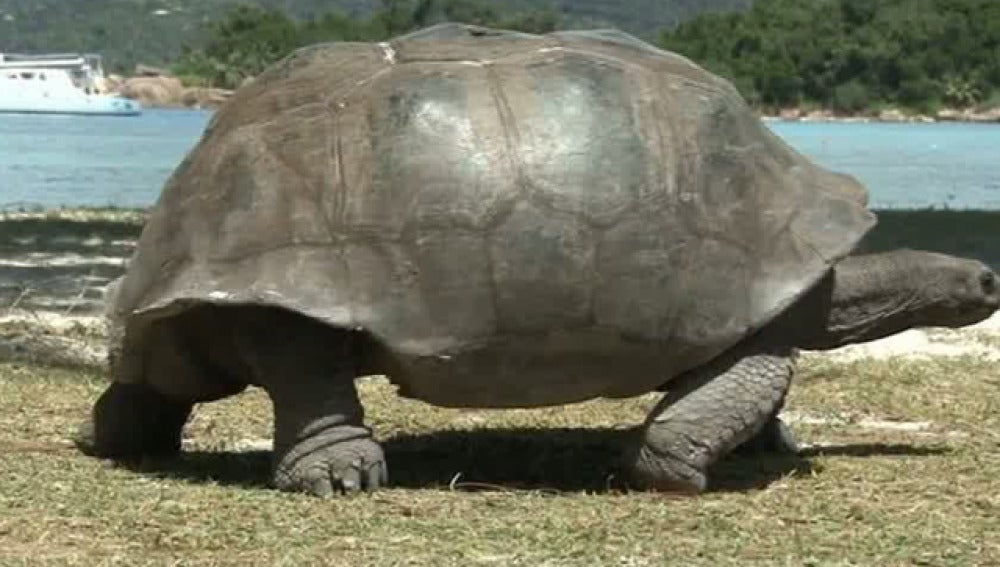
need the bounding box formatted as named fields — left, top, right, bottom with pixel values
left=980, top=270, right=999, bottom=296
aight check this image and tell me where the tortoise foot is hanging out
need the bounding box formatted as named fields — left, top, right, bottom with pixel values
left=76, top=382, right=192, bottom=458
left=274, top=433, right=387, bottom=497
left=624, top=444, right=707, bottom=494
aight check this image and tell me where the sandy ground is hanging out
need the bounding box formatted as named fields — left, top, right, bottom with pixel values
left=800, top=311, right=1000, bottom=362
left=0, top=311, right=108, bottom=367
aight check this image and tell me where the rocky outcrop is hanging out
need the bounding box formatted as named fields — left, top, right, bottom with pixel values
left=134, top=64, right=170, bottom=77
left=117, top=76, right=186, bottom=107
left=180, top=87, right=233, bottom=109
left=111, top=66, right=234, bottom=109
left=778, top=108, right=803, bottom=120
left=876, top=108, right=934, bottom=123
left=798, top=109, right=872, bottom=123
left=936, top=107, right=1000, bottom=123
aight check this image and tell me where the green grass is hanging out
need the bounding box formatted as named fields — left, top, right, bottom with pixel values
left=1, top=354, right=998, bottom=565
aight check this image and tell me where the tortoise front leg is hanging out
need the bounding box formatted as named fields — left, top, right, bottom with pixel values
left=77, top=382, right=193, bottom=458
left=624, top=346, right=794, bottom=492
left=234, top=308, right=387, bottom=497
left=266, top=375, right=387, bottom=496
left=732, top=414, right=800, bottom=456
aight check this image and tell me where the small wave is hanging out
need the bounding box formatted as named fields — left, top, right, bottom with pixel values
left=0, top=253, right=126, bottom=268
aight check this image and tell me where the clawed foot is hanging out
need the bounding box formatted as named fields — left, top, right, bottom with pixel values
left=274, top=436, right=388, bottom=497
left=624, top=417, right=800, bottom=493
left=623, top=443, right=707, bottom=494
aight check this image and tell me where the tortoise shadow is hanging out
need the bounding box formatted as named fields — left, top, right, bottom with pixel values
left=798, top=443, right=951, bottom=458
left=121, top=429, right=950, bottom=494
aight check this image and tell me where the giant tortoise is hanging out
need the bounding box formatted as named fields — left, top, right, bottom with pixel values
left=79, top=24, right=1000, bottom=495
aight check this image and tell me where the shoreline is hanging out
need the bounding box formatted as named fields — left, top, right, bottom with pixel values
left=760, top=106, right=1000, bottom=124
left=6, top=205, right=1000, bottom=216
left=105, top=72, right=1000, bottom=121
left=125, top=97, right=1000, bottom=122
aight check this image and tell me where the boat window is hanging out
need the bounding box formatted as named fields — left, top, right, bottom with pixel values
left=19, top=72, right=35, bottom=80
left=5, top=72, right=16, bottom=79
left=39, top=73, right=47, bottom=81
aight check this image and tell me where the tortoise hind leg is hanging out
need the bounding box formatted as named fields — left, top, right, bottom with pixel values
left=77, top=382, right=192, bottom=457
left=77, top=305, right=248, bottom=458
left=624, top=345, right=794, bottom=492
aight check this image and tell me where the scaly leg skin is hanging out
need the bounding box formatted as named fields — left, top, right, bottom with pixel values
left=732, top=414, right=800, bottom=456
left=624, top=346, right=794, bottom=493
left=235, top=309, right=387, bottom=497
left=76, top=382, right=193, bottom=458
left=269, top=384, right=387, bottom=496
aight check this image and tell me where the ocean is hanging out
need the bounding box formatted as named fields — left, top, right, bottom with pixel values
left=1, top=109, right=999, bottom=211
left=0, top=110, right=211, bottom=210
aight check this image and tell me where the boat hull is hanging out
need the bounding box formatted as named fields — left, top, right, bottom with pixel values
left=0, top=95, right=141, bottom=116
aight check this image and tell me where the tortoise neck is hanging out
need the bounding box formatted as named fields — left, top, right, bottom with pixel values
left=764, top=251, right=941, bottom=350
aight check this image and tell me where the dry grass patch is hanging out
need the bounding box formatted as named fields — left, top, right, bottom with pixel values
left=1, top=356, right=998, bottom=565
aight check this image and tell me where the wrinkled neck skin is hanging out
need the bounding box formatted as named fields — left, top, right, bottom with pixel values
left=764, top=250, right=998, bottom=351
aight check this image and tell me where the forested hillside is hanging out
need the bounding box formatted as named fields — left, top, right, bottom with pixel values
left=661, top=0, right=1000, bottom=113
left=0, top=0, right=749, bottom=71
left=6, top=0, right=994, bottom=114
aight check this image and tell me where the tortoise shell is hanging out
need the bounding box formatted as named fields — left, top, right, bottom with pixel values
left=108, top=24, right=875, bottom=407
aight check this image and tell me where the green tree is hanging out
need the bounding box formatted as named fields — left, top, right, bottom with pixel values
left=660, top=0, right=1000, bottom=112
left=173, top=6, right=298, bottom=87
left=170, top=0, right=564, bottom=88
left=370, top=0, right=436, bottom=37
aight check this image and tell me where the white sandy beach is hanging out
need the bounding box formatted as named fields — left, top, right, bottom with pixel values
left=801, top=311, right=1000, bottom=362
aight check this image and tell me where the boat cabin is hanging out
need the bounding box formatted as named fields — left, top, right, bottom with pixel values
left=0, top=52, right=140, bottom=115
left=0, top=52, right=110, bottom=93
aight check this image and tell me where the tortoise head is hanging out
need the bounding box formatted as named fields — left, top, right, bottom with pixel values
left=775, top=250, right=999, bottom=351
left=909, top=252, right=999, bottom=328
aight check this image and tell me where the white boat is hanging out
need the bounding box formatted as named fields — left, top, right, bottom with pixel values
left=0, top=53, right=140, bottom=116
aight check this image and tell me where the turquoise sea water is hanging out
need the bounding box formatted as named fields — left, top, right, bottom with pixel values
left=771, top=120, right=1000, bottom=210
left=0, top=109, right=998, bottom=210
left=0, top=110, right=211, bottom=210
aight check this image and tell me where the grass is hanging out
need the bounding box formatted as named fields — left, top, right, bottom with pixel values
left=1, top=354, right=998, bottom=565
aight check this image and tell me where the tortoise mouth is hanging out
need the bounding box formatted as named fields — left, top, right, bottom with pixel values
left=946, top=302, right=999, bottom=328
